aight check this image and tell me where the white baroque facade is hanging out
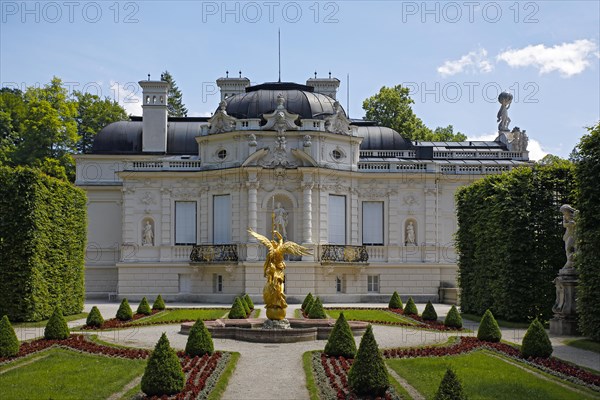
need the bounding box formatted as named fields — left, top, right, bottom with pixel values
left=75, top=75, right=529, bottom=303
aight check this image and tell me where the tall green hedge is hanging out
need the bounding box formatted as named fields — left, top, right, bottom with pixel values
left=575, top=123, right=600, bottom=340
left=456, top=163, right=575, bottom=322
left=0, top=166, right=87, bottom=321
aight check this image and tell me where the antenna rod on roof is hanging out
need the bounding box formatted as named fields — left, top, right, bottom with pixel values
left=347, top=73, right=350, bottom=118
left=278, top=29, right=281, bottom=83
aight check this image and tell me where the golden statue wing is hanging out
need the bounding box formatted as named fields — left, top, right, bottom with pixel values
left=281, top=241, right=312, bottom=256
left=248, top=229, right=274, bottom=251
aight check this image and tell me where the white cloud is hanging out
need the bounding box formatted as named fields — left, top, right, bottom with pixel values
left=468, top=133, right=547, bottom=161
left=110, top=80, right=142, bottom=116
left=497, top=39, right=599, bottom=77
left=437, top=48, right=493, bottom=77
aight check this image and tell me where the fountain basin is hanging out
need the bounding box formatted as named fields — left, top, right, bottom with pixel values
left=180, top=318, right=368, bottom=343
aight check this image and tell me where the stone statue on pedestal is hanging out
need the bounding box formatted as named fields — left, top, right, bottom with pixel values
left=497, top=92, right=513, bottom=132
left=142, top=221, right=154, bottom=246
left=550, top=204, right=580, bottom=335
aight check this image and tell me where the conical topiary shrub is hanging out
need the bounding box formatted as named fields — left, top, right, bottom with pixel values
left=240, top=296, right=251, bottom=316
left=116, top=298, right=133, bottom=321
left=308, top=297, right=326, bottom=319
left=86, top=306, right=104, bottom=328
left=422, top=301, right=438, bottom=321
left=303, top=297, right=315, bottom=316
left=244, top=294, right=254, bottom=310
left=348, top=325, right=389, bottom=396
left=444, top=305, right=463, bottom=329
left=301, top=292, right=314, bottom=311
left=141, top=333, right=185, bottom=396
left=477, top=309, right=502, bottom=342
left=228, top=297, right=247, bottom=319
left=521, top=318, right=553, bottom=358
left=137, top=297, right=152, bottom=315
left=44, top=307, right=70, bottom=340
left=185, top=319, right=214, bottom=357
left=434, top=368, right=467, bottom=400
left=388, top=291, right=403, bottom=310
left=152, top=294, right=166, bottom=310
left=0, top=315, right=20, bottom=357
left=404, top=297, right=418, bottom=316
left=324, top=313, right=357, bottom=358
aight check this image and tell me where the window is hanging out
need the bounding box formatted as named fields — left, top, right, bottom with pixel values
left=175, top=202, right=196, bottom=245
left=336, top=276, right=345, bottom=293
left=213, top=274, right=223, bottom=293
left=213, top=195, right=231, bottom=244
left=367, top=275, right=379, bottom=293
left=328, top=195, right=346, bottom=244
left=217, top=149, right=227, bottom=159
left=362, top=201, right=384, bottom=245
left=332, top=149, right=342, bottom=160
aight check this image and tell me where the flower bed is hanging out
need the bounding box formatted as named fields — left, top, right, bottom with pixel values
left=1, top=335, right=235, bottom=400
left=82, top=310, right=161, bottom=330
left=383, top=336, right=600, bottom=390
left=312, top=352, right=401, bottom=400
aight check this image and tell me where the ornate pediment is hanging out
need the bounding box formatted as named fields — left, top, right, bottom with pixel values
left=209, top=101, right=237, bottom=134
left=259, top=135, right=297, bottom=168
left=324, top=101, right=351, bottom=135
left=262, top=95, right=299, bottom=133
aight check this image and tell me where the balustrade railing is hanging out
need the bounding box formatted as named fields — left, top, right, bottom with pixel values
left=321, top=245, right=369, bottom=263
left=190, top=244, right=238, bottom=262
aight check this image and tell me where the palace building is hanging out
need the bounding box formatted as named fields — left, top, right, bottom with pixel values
left=75, top=74, right=530, bottom=303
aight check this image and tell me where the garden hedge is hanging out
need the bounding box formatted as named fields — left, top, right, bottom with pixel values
left=575, top=123, right=600, bottom=341
left=456, top=163, right=575, bottom=322
left=0, top=166, right=86, bottom=321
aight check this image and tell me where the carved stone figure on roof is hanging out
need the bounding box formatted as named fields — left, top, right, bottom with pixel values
left=262, top=94, right=299, bottom=133
left=325, top=101, right=351, bottom=135
left=209, top=100, right=237, bottom=134
left=509, top=127, right=529, bottom=152
left=497, top=92, right=513, bottom=132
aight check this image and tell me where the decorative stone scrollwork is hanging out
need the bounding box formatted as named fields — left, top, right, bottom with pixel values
left=209, top=100, right=237, bottom=134
left=262, top=95, right=299, bottom=133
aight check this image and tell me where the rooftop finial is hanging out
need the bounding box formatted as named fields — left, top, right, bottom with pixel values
left=329, top=71, right=331, bottom=79
left=239, top=70, right=242, bottom=78
left=147, top=74, right=150, bottom=81
left=314, top=71, right=317, bottom=79
left=278, top=29, right=281, bottom=83
left=160, top=73, right=164, bottom=81
left=226, top=70, right=229, bottom=78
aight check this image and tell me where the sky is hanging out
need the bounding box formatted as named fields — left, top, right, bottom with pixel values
left=1, top=1, right=599, bottom=160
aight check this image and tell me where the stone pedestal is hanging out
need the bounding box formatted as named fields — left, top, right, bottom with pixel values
left=549, top=267, right=579, bottom=336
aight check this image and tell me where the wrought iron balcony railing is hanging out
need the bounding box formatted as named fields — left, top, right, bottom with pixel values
left=190, top=245, right=238, bottom=262
left=321, top=245, right=369, bottom=263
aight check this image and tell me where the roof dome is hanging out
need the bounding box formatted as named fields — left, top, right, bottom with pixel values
left=222, top=82, right=344, bottom=120
left=356, top=126, right=413, bottom=151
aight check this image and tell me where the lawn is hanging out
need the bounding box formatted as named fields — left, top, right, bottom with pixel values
left=386, top=350, right=598, bottom=400
left=12, top=312, right=88, bottom=328
left=0, top=348, right=146, bottom=400
left=564, top=338, right=600, bottom=354
left=325, top=309, right=418, bottom=325
left=129, top=308, right=229, bottom=324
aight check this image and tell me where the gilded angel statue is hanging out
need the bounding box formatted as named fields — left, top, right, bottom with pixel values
left=248, top=228, right=311, bottom=320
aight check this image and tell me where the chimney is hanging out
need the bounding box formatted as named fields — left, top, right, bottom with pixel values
left=306, top=74, right=340, bottom=99
left=139, top=79, right=170, bottom=153
left=216, top=72, right=250, bottom=101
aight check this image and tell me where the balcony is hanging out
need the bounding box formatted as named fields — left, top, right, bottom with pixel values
left=320, top=245, right=369, bottom=263
left=190, top=245, right=238, bottom=263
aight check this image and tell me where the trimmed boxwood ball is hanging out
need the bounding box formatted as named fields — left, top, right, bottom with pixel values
left=477, top=309, right=502, bottom=342
left=0, top=315, right=20, bottom=357
left=404, top=297, right=418, bottom=316
left=86, top=306, right=104, bottom=328
left=228, top=297, right=247, bottom=319
left=141, top=333, right=185, bottom=396
left=152, top=294, right=166, bottom=310
left=434, top=368, right=467, bottom=400
left=243, top=294, right=254, bottom=310
left=44, top=307, right=70, bottom=340
left=240, top=296, right=251, bottom=316
left=116, top=298, right=133, bottom=321
left=348, top=325, right=389, bottom=397
left=137, top=297, right=152, bottom=315
left=301, top=292, right=314, bottom=311
left=308, top=297, right=326, bottom=319
left=185, top=319, right=214, bottom=357
left=444, top=305, right=463, bottom=329
left=521, top=318, right=553, bottom=358
left=324, top=312, right=357, bottom=358
left=422, top=301, right=438, bottom=321
left=388, top=291, right=403, bottom=310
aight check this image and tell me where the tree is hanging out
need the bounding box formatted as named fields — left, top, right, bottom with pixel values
left=161, top=71, right=188, bottom=117
left=44, top=307, right=70, bottom=340
left=477, top=309, right=502, bottom=342
left=422, top=301, right=438, bottom=321
left=444, top=305, right=463, bottom=329
left=137, top=297, right=152, bottom=315
left=116, top=298, right=133, bottom=321
left=348, top=325, right=389, bottom=396
left=362, top=85, right=466, bottom=141
left=73, top=91, right=127, bottom=153
left=0, top=315, right=19, bottom=357
left=152, top=294, right=166, bottom=310
left=141, top=333, right=185, bottom=396
left=0, top=88, right=26, bottom=165
left=185, top=319, right=214, bottom=357
left=388, top=291, right=403, bottom=310
left=86, top=306, right=104, bottom=328
left=228, top=297, right=247, bottom=319
left=434, top=368, right=467, bottom=400
left=324, top=313, right=357, bottom=358
left=521, top=318, right=552, bottom=358
left=404, top=297, right=418, bottom=316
